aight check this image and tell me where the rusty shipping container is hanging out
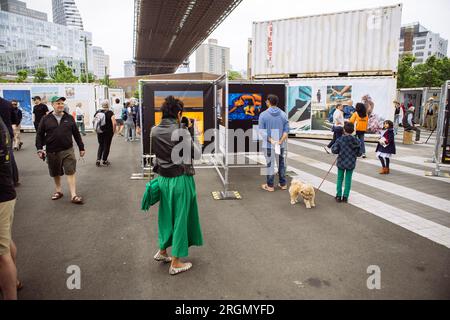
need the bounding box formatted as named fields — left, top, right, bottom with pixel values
left=251, top=4, right=403, bottom=79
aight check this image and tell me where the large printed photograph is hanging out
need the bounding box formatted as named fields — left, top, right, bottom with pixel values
left=154, top=91, right=204, bottom=111
left=2, top=90, right=33, bottom=127
left=228, top=93, right=262, bottom=121
left=288, top=86, right=312, bottom=132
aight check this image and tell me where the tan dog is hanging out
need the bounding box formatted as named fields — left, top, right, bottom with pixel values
left=289, top=179, right=316, bottom=209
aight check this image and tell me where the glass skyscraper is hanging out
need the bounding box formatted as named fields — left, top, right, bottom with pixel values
left=52, top=0, right=84, bottom=31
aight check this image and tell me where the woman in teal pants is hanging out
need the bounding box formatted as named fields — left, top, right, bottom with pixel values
left=149, top=96, right=203, bottom=276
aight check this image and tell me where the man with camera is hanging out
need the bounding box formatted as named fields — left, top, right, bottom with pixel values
left=36, top=96, right=85, bottom=205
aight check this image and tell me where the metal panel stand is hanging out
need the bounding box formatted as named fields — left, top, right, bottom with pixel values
left=425, top=81, right=450, bottom=179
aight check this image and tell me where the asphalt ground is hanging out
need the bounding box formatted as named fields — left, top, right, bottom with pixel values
left=7, top=133, right=450, bottom=300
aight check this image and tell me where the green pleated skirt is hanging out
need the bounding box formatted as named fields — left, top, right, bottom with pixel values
left=157, top=174, right=204, bottom=258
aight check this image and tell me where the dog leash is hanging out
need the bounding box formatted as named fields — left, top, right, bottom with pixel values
left=317, top=157, right=337, bottom=191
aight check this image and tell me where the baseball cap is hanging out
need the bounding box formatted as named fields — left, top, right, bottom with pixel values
left=32, top=96, right=41, bottom=100
left=50, top=96, right=66, bottom=103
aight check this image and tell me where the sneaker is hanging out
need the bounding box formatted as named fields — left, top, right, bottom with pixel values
left=102, top=161, right=111, bottom=166
left=19, top=142, right=23, bottom=150
left=362, top=154, right=367, bottom=159
left=169, top=262, right=193, bottom=276
left=154, top=251, right=172, bottom=263
left=96, top=160, right=101, bottom=167
left=335, top=196, right=342, bottom=203
left=342, top=197, right=348, bottom=203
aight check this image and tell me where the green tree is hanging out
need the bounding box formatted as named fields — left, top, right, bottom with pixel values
left=16, top=69, right=28, bottom=83
left=398, top=54, right=450, bottom=88
left=397, top=54, right=417, bottom=88
left=51, top=61, right=78, bottom=83
left=228, top=70, right=244, bottom=80
left=79, top=72, right=96, bottom=83
left=33, top=68, right=48, bottom=83
left=99, top=74, right=116, bottom=87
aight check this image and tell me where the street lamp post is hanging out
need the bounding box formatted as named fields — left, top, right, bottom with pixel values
left=80, top=35, right=90, bottom=83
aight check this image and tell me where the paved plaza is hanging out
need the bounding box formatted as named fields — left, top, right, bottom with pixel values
left=10, top=131, right=450, bottom=300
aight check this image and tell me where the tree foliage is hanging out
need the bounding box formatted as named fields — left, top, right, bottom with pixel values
left=398, top=54, right=450, bottom=88
left=51, top=61, right=78, bottom=83
left=33, top=68, right=48, bottom=83
left=79, top=72, right=96, bottom=83
left=16, top=69, right=28, bottom=83
left=228, top=70, right=244, bottom=80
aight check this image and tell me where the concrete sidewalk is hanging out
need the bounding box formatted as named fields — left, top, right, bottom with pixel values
left=8, top=133, right=450, bottom=300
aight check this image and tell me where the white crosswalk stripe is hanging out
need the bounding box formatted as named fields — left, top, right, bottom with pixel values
left=286, top=152, right=450, bottom=213
left=246, top=153, right=450, bottom=248
left=288, top=140, right=450, bottom=183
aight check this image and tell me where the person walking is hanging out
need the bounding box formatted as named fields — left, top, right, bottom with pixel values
left=94, top=100, right=116, bottom=167
left=75, top=103, right=86, bottom=136
left=36, top=96, right=85, bottom=205
left=32, top=96, right=49, bottom=132
left=331, top=122, right=362, bottom=203
left=0, top=98, right=19, bottom=187
left=10, top=100, right=23, bottom=151
left=393, top=101, right=401, bottom=135
left=112, top=99, right=124, bottom=136
left=349, top=103, right=368, bottom=158
left=124, top=102, right=136, bottom=142
left=324, top=103, right=344, bottom=154
left=0, top=115, right=21, bottom=300
left=150, top=95, right=203, bottom=276
left=402, top=106, right=421, bottom=143
left=376, top=120, right=396, bottom=175
left=424, top=98, right=438, bottom=131
left=259, top=94, right=289, bottom=192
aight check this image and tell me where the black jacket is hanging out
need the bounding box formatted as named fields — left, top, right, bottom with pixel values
left=0, top=116, right=16, bottom=203
left=12, top=108, right=22, bottom=126
left=376, top=129, right=396, bottom=155
left=36, top=112, right=85, bottom=153
left=0, top=97, right=14, bottom=138
left=151, top=118, right=197, bottom=178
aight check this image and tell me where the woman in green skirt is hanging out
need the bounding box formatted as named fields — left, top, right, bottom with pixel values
left=150, top=96, right=203, bottom=275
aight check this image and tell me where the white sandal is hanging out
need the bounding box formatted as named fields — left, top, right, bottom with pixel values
left=154, top=251, right=172, bottom=263
left=169, top=262, right=193, bottom=276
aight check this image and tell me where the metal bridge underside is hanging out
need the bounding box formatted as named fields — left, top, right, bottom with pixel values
left=134, top=0, right=242, bottom=75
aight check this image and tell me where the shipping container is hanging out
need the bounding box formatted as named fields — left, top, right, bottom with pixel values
left=252, top=4, right=403, bottom=79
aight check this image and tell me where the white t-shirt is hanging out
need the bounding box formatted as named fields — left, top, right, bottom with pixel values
left=333, top=109, right=344, bottom=127
left=113, top=104, right=123, bottom=120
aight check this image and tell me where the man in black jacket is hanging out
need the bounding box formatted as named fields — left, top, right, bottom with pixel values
left=36, top=96, right=86, bottom=204
left=0, top=116, right=19, bottom=300
left=32, top=96, right=49, bottom=132
left=11, top=100, right=23, bottom=151
left=0, top=97, right=19, bottom=187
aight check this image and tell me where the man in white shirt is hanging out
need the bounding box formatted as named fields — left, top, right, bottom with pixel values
left=325, top=103, right=344, bottom=154
left=112, top=98, right=124, bottom=136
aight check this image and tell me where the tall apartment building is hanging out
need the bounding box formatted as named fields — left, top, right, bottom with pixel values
left=400, top=23, right=448, bottom=65
left=52, top=0, right=84, bottom=31
left=92, top=46, right=110, bottom=79
left=0, top=0, right=47, bottom=21
left=195, top=39, right=230, bottom=75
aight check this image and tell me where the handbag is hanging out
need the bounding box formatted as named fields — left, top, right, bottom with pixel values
left=141, top=179, right=161, bottom=211
left=379, top=137, right=388, bottom=147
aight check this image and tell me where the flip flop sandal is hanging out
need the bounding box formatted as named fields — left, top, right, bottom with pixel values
left=169, top=262, right=193, bottom=276
left=52, top=192, right=64, bottom=200
left=154, top=251, right=172, bottom=263
left=71, top=196, right=84, bottom=205
left=261, top=184, right=275, bottom=192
